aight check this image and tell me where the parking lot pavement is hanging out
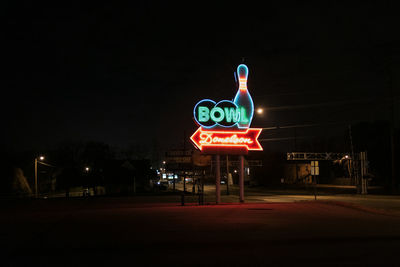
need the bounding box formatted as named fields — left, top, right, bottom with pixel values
left=1, top=197, right=400, bottom=266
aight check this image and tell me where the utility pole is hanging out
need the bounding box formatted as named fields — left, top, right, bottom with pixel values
left=34, top=157, right=38, bottom=198
left=388, top=59, right=396, bottom=193
left=390, top=124, right=396, bottom=193
left=294, top=127, right=299, bottom=183
left=360, top=151, right=368, bottom=194
left=368, top=42, right=397, bottom=193
left=349, top=125, right=356, bottom=186
left=382, top=43, right=397, bottom=193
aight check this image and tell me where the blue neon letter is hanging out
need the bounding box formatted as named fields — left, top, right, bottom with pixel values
left=198, top=106, right=210, bottom=122
left=240, top=107, right=249, bottom=124
left=224, top=107, right=240, bottom=123
left=210, top=107, right=224, bottom=122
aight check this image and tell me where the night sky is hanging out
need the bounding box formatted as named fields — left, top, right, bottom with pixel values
left=3, top=2, right=398, bottom=153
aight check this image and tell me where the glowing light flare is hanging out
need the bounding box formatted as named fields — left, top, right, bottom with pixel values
left=190, top=127, right=262, bottom=151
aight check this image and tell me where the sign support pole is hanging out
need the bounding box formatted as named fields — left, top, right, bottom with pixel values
left=215, top=155, right=221, bottom=204
left=226, top=155, right=230, bottom=195
left=239, top=155, right=244, bottom=203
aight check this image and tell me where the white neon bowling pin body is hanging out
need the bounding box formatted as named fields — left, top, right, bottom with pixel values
left=234, top=64, right=254, bottom=128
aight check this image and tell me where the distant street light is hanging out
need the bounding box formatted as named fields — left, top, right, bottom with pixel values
left=257, top=108, right=264, bottom=115
left=341, top=155, right=350, bottom=160
left=85, top=167, right=90, bottom=172
left=162, top=161, right=166, bottom=165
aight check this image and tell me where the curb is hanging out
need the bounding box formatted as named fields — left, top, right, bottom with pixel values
left=305, top=200, right=400, bottom=217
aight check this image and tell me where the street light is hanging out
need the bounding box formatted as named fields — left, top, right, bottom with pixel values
left=34, top=156, right=45, bottom=198
left=83, top=166, right=91, bottom=197
left=257, top=108, right=264, bottom=115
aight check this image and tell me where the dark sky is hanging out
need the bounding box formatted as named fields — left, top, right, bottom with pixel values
left=3, top=2, right=398, bottom=152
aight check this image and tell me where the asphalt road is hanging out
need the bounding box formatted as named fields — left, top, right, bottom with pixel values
left=1, top=196, right=400, bottom=266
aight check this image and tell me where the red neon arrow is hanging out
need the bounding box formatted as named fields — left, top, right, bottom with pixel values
left=190, top=127, right=263, bottom=151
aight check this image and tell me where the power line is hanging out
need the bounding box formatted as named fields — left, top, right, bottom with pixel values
left=254, top=90, right=322, bottom=98
left=261, top=120, right=363, bottom=131
left=259, top=136, right=313, bottom=142
left=265, top=97, right=380, bottom=112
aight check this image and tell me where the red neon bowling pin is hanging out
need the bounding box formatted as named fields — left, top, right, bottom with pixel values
left=234, top=64, right=254, bottom=128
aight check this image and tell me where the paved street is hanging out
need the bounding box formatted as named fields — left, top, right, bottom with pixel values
left=1, top=194, right=400, bottom=266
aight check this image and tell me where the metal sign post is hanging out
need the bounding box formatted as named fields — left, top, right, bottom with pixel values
left=239, top=155, right=245, bottom=203
left=360, top=152, right=368, bottom=195
left=311, top=161, right=319, bottom=200
left=226, top=155, right=230, bottom=195
left=215, top=155, right=221, bottom=204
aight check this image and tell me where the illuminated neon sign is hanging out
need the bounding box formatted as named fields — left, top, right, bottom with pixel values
left=190, top=127, right=262, bottom=152
left=193, top=64, right=254, bottom=129
left=191, top=64, right=262, bottom=154
left=194, top=100, right=249, bottom=128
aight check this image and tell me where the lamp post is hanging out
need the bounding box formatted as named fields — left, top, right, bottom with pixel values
left=34, top=156, right=45, bottom=198
left=83, top=166, right=90, bottom=197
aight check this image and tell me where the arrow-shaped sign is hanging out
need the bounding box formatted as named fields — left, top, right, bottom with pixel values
left=190, top=127, right=262, bottom=153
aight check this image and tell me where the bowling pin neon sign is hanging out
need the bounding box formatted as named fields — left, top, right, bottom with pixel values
left=193, top=64, right=254, bottom=129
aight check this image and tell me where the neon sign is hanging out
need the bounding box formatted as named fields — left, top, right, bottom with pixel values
left=190, top=127, right=262, bottom=152
left=234, top=64, right=254, bottom=129
left=194, top=99, right=249, bottom=128
left=193, top=64, right=254, bottom=130
left=191, top=64, right=262, bottom=154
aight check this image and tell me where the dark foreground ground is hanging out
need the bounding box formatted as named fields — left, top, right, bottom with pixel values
left=1, top=195, right=400, bottom=266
